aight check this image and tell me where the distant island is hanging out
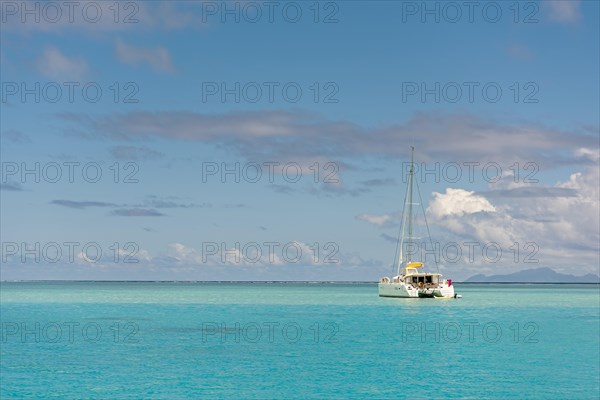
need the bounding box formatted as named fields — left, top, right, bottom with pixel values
left=465, top=267, right=599, bottom=283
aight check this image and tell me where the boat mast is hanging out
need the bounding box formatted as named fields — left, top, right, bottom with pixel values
left=407, top=146, right=414, bottom=263
left=396, top=147, right=414, bottom=276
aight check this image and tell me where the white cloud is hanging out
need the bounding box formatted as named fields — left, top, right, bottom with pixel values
left=542, top=0, right=582, bottom=24
left=575, top=147, right=600, bottom=162
left=37, top=46, right=88, bottom=80
left=115, top=39, right=175, bottom=72
left=58, top=110, right=598, bottom=202
left=169, top=242, right=195, bottom=260
left=152, top=241, right=371, bottom=270
left=428, top=166, right=599, bottom=274
left=428, top=189, right=496, bottom=218
left=151, top=2, right=206, bottom=30
left=59, top=110, right=597, bottom=173
left=356, top=213, right=395, bottom=227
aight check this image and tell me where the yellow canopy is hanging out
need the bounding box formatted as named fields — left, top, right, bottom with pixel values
left=406, top=262, right=423, bottom=268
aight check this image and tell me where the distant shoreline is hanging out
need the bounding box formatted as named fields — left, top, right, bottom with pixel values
left=1, top=280, right=598, bottom=284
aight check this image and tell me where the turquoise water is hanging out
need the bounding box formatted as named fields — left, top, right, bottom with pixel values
left=1, top=282, right=599, bottom=399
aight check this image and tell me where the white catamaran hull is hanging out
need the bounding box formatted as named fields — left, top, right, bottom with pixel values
left=378, top=282, right=455, bottom=298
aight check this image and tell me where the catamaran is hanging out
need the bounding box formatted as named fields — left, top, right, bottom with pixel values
left=378, top=147, right=460, bottom=299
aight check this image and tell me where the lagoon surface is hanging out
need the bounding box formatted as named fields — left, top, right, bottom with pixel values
left=1, top=282, right=599, bottom=399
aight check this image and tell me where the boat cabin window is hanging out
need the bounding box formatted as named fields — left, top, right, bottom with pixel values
left=425, top=276, right=432, bottom=284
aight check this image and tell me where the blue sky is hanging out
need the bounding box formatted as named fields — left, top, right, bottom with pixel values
left=1, top=0, right=598, bottom=281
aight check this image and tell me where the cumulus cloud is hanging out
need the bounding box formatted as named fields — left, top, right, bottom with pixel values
left=428, top=189, right=496, bottom=218
left=428, top=166, right=599, bottom=274
left=484, top=187, right=577, bottom=198
left=115, top=39, right=175, bottom=72
left=37, top=47, right=88, bottom=80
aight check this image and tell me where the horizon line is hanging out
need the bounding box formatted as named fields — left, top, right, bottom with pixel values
left=1, top=280, right=598, bottom=284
